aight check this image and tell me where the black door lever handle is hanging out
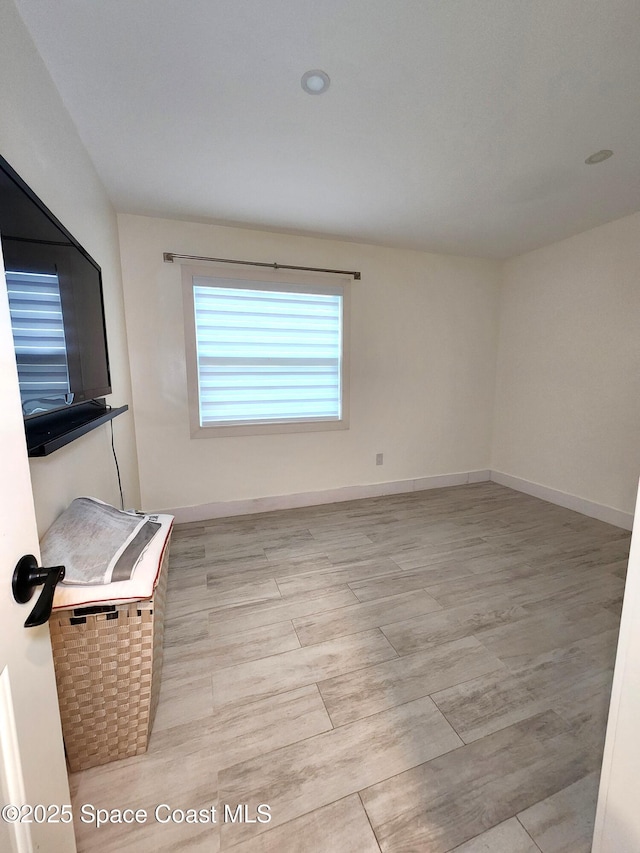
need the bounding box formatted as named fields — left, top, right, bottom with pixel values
left=12, top=555, right=65, bottom=628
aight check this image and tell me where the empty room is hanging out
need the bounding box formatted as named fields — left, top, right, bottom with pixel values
left=1, top=1, right=640, bottom=852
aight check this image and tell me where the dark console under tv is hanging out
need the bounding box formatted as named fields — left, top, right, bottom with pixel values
left=25, top=402, right=128, bottom=457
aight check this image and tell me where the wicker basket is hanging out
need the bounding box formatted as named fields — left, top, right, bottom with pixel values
left=49, top=538, right=169, bottom=773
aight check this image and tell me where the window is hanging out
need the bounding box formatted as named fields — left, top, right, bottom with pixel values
left=183, top=267, right=350, bottom=436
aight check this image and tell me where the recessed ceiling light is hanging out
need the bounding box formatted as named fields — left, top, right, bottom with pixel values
left=301, top=70, right=330, bottom=95
left=585, top=149, right=613, bottom=165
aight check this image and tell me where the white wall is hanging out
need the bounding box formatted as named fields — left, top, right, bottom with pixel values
left=0, top=1, right=140, bottom=534
left=492, top=212, right=640, bottom=518
left=118, top=214, right=501, bottom=514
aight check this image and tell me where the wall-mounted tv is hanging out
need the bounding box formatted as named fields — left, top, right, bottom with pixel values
left=0, top=155, right=125, bottom=456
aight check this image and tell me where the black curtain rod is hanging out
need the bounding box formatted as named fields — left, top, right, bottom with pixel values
left=163, top=252, right=361, bottom=280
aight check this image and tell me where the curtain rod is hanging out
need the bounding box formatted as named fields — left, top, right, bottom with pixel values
left=163, top=252, right=361, bottom=280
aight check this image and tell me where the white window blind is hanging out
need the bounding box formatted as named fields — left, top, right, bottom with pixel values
left=192, top=280, right=343, bottom=426
left=6, top=270, right=71, bottom=414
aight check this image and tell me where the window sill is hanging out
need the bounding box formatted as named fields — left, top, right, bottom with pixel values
left=190, top=417, right=349, bottom=438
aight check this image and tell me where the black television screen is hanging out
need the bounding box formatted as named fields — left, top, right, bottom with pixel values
left=0, top=155, right=111, bottom=419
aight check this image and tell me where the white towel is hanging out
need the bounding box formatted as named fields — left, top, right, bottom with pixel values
left=40, top=497, right=160, bottom=585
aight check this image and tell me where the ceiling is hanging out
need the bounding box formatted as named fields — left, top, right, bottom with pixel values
left=13, top=0, right=640, bottom=258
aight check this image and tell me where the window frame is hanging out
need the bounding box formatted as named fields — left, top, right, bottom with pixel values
left=182, top=263, right=350, bottom=437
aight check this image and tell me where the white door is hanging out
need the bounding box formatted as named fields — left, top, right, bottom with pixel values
left=0, top=253, right=75, bottom=851
left=592, top=478, right=640, bottom=851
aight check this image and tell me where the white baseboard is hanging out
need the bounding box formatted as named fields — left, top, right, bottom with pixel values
left=467, top=469, right=492, bottom=484
left=159, top=468, right=633, bottom=530
left=161, top=470, right=492, bottom=523
left=490, top=470, right=634, bottom=531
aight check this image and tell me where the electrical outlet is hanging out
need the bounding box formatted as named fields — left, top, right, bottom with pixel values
left=376, top=453, right=383, bottom=465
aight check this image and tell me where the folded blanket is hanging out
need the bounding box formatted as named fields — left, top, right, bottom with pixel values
left=52, top=514, right=173, bottom=611
left=40, top=497, right=160, bottom=585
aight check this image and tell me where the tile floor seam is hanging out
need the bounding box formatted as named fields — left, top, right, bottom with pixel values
left=378, top=626, right=403, bottom=657
left=310, top=681, right=335, bottom=731
left=289, top=618, right=304, bottom=652
left=292, top=609, right=446, bottom=647
left=316, top=689, right=466, bottom=741
left=205, top=593, right=369, bottom=636
left=220, top=794, right=384, bottom=853
left=357, top=790, right=384, bottom=853
left=208, top=625, right=398, bottom=679
left=515, top=813, right=545, bottom=852
left=276, top=563, right=407, bottom=591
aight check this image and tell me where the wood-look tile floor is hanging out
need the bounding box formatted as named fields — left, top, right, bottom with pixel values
left=69, top=483, right=629, bottom=852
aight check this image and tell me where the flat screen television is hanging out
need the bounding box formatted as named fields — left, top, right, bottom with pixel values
left=0, top=155, right=125, bottom=456
left=0, top=155, right=112, bottom=418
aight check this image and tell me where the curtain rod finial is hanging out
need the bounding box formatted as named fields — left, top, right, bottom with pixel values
left=163, top=252, right=174, bottom=263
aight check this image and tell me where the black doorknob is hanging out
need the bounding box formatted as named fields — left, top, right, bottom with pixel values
left=12, top=555, right=65, bottom=628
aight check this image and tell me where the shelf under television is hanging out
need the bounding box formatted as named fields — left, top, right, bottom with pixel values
left=25, top=401, right=129, bottom=457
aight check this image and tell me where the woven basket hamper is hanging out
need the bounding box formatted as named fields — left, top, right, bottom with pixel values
left=49, top=536, right=169, bottom=773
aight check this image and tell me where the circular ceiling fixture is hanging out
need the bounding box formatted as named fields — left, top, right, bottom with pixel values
left=585, top=149, right=613, bottom=165
left=301, top=70, right=330, bottom=95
